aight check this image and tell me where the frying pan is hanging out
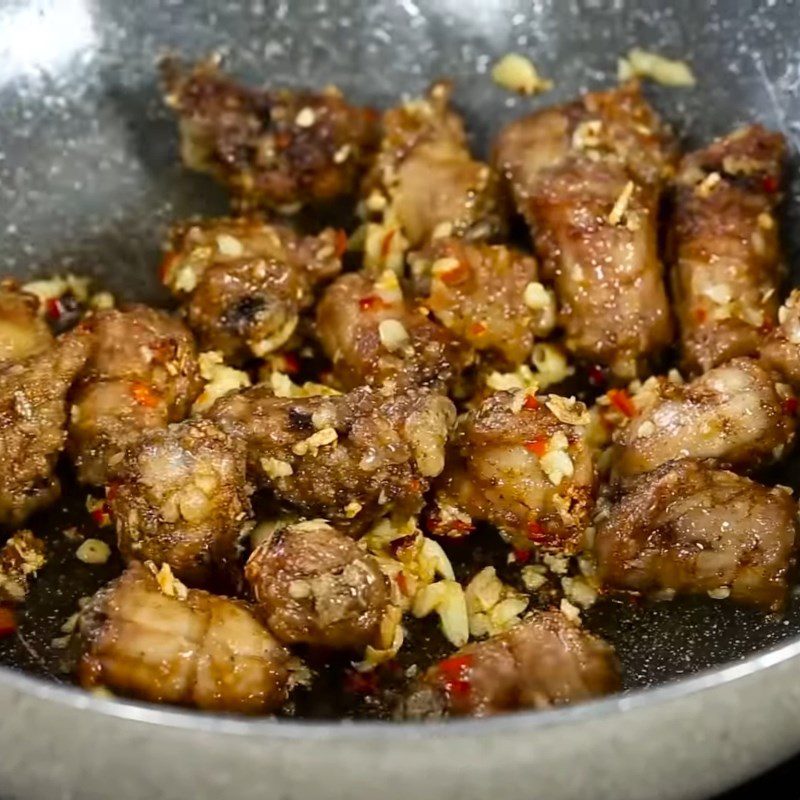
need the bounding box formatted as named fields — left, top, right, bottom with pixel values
left=1, top=0, right=800, bottom=797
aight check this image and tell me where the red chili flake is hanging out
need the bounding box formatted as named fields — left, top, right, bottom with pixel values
left=90, top=503, right=110, bottom=527
left=607, top=388, right=636, bottom=418
left=281, top=353, right=301, bottom=375
left=45, top=297, right=64, bottom=320
left=759, top=318, right=775, bottom=335
left=437, top=653, right=472, bottom=697
left=587, top=364, right=606, bottom=388
left=130, top=382, right=160, bottom=409
left=693, top=307, right=708, bottom=324
left=469, top=321, right=488, bottom=337
left=513, top=548, right=531, bottom=565
left=159, top=252, right=179, bottom=284
left=0, top=607, right=17, bottom=638
left=396, top=572, right=409, bottom=596
left=439, top=262, right=469, bottom=286
left=784, top=397, right=798, bottom=416
left=359, top=294, right=388, bottom=312
left=275, top=131, right=292, bottom=149
left=426, top=510, right=475, bottom=537
left=389, top=534, right=418, bottom=558
left=334, top=229, right=348, bottom=258
left=523, top=394, right=540, bottom=411
left=408, top=478, right=422, bottom=493
left=380, top=229, right=396, bottom=258
left=344, top=668, right=379, bottom=695
left=524, top=436, right=549, bottom=457
left=106, top=483, right=119, bottom=502
left=762, top=174, right=779, bottom=194
left=526, top=519, right=548, bottom=543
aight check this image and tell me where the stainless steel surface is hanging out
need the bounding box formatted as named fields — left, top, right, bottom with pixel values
left=1, top=0, right=800, bottom=797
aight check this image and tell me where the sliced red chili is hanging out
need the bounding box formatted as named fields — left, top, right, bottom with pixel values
left=587, top=364, right=606, bottom=388
left=438, top=262, right=469, bottom=286
left=281, top=353, right=301, bottom=375
left=380, top=229, right=396, bottom=258
left=130, top=382, right=160, bottom=409
left=513, top=548, right=531, bottom=565
left=762, top=174, right=779, bottom=194
left=437, top=653, right=472, bottom=697
left=343, top=668, right=379, bottom=695
left=784, top=397, right=798, bottom=416
left=524, top=436, right=549, bottom=457
left=523, top=394, right=540, bottom=411
left=607, top=388, right=636, bottom=418
left=527, top=519, right=550, bottom=544
left=334, top=229, right=348, bottom=258
left=469, top=321, right=487, bottom=337
left=0, top=607, right=17, bottom=638
left=396, top=572, right=409, bottom=596
left=359, top=294, right=388, bottom=312
left=693, top=307, right=708, bottom=324
left=45, top=297, right=63, bottom=320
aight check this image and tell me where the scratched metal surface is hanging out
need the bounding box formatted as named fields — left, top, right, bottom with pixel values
left=0, top=0, right=800, bottom=715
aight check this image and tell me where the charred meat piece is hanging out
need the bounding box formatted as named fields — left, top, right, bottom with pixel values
left=494, top=81, right=676, bottom=379
left=362, top=81, right=505, bottom=258
left=594, top=459, right=798, bottom=610
left=109, top=419, right=251, bottom=587
left=315, top=270, right=470, bottom=390
left=0, top=280, right=53, bottom=368
left=162, top=57, right=378, bottom=210
left=162, top=217, right=343, bottom=363
left=408, top=238, right=555, bottom=367
left=67, top=306, right=201, bottom=486
left=401, top=611, right=620, bottom=718
left=0, top=331, right=89, bottom=526
left=207, top=383, right=456, bottom=534
left=612, top=358, right=796, bottom=477
left=761, top=289, right=800, bottom=391
left=75, top=561, right=292, bottom=714
left=245, top=519, right=390, bottom=650
left=670, top=125, right=785, bottom=374
left=431, top=391, right=595, bottom=553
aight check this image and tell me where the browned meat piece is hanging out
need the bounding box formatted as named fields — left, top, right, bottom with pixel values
left=430, top=391, right=595, bottom=553
left=315, top=271, right=470, bottom=390
left=670, top=125, right=785, bottom=374
left=761, top=289, right=800, bottom=390
left=594, top=459, right=798, bottom=610
left=0, top=331, right=89, bottom=526
left=0, top=280, right=53, bottom=368
left=67, top=306, right=201, bottom=486
left=493, top=81, right=676, bottom=379
left=75, top=561, right=292, bottom=713
left=109, top=419, right=251, bottom=586
left=401, top=611, right=620, bottom=718
left=245, top=519, right=390, bottom=650
left=207, top=383, right=455, bottom=534
left=612, top=359, right=796, bottom=477
left=162, top=217, right=343, bottom=363
left=162, top=57, right=379, bottom=210
left=362, top=82, right=505, bottom=259
left=408, top=238, right=555, bottom=367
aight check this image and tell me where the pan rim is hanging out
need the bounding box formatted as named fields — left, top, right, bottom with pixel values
left=1, top=629, right=798, bottom=738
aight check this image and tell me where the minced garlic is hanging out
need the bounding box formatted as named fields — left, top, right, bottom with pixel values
left=618, top=48, right=696, bottom=87
left=192, top=350, right=251, bottom=413
left=491, top=53, right=553, bottom=95
left=608, top=181, right=635, bottom=226
left=378, top=319, right=410, bottom=351
left=76, top=539, right=111, bottom=565
left=260, top=456, right=294, bottom=479
left=292, top=427, right=338, bottom=457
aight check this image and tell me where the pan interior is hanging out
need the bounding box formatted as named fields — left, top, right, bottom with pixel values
left=1, top=0, right=799, bottom=719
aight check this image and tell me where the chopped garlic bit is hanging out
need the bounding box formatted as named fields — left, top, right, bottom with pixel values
left=23, top=273, right=90, bottom=305
left=354, top=605, right=405, bottom=671
left=412, top=579, right=469, bottom=647
left=707, top=586, right=731, bottom=600
left=545, top=395, right=590, bottom=426
left=151, top=562, right=188, bottom=600
left=295, top=107, right=316, bottom=127
left=486, top=364, right=539, bottom=393
left=696, top=171, right=721, bottom=198
left=560, top=597, right=582, bottom=623
left=192, top=350, right=251, bottom=413
left=215, top=233, right=244, bottom=257
left=618, top=48, right=696, bottom=87
left=540, top=432, right=574, bottom=485
left=521, top=564, right=548, bottom=591
left=561, top=575, right=598, bottom=609
left=378, top=319, right=410, bottom=352
left=76, top=538, right=111, bottom=565
left=531, top=343, right=574, bottom=389
left=523, top=281, right=551, bottom=311
left=260, top=456, right=294, bottom=479
left=375, top=268, right=404, bottom=304
left=268, top=370, right=340, bottom=398
left=292, top=427, right=338, bottom=457
left=344, top=500, right=363, bottom=519
left=608, top=180, right=635, bottom=226
left=465, top=566, right=528, bottom=638
left=0, top=529, right=47, bottom=603
left=251, top=314, right=299, bottom=357
left=491, top=53, right=553, bottom=95
left=543, top=553, right=569, bottom=575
